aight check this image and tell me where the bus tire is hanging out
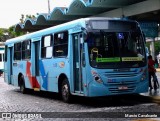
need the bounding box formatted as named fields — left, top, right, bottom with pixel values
left=19, top=76, right=26, bottom=94
left=61, top=79, right=72, bottom=103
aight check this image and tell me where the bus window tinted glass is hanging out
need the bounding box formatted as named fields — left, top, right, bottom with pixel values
left=86, top=32, right=146, bottom=68
left=41, top=35, right=53, bottom=58
left=14, top=42, right=21, bottom=60
left=22, top=40, right=31, bottom=59
left=53, top=31, right=68, bottom=57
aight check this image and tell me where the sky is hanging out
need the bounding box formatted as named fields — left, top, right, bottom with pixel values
left=0, top=0, right=72, bottom=28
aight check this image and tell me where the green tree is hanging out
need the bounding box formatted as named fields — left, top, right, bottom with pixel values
left=0, top=26, right=25, bottom=42
left=0, top=28, right=3, bottom=37
left=0, top=28, right=10, bottom=42
left=0, top=28, right=4, bottom=41
left=8, top=26, right=25, bottom=37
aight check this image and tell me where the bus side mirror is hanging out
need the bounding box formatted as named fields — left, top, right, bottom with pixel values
left=80, top=34, right=84, bottom=44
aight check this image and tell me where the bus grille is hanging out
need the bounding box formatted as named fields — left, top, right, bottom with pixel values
left=107, top=80, right=136, bottom=85
left=105, top=73, right=138, bottom=78
left=109, top=86, right=135, bottom=94
left=104, top=72, right=138, bottom=94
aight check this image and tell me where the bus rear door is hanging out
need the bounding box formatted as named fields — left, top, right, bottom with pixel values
left=7, top=45, right=13, bottom=84
left=31, top=38, right=41, bottom=91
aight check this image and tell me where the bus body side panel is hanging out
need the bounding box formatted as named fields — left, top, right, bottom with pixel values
left=21, top=60, right=40, bottom=90
left=39, top=58, right=70, bottom=92
left=22, top=61, right=33, bottom=89
left=12, top=61, right=22, bottom=87
left=11, top=60, right=32, bottom=88
left=38, top=59, right=57, bottom=92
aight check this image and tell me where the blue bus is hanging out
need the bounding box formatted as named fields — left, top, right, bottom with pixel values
left=4, top=17, right=148, bottom=102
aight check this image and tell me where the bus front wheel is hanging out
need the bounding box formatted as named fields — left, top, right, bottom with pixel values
left=61, top=79, right=72, bottom=103
left=19, top=76, right=26, bottom=94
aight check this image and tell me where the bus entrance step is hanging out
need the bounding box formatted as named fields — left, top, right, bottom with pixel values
left=34, top=88, right=40, bottom=91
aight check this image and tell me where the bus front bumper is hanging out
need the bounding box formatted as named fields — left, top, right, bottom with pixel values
left=88, top=81, right=148, bottom=97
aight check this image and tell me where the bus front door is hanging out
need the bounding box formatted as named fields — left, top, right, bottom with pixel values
left=72, top=33, right=84, bottom=93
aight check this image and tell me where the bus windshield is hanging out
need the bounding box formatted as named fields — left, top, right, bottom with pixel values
left=86, top=31, right=146, bottom=68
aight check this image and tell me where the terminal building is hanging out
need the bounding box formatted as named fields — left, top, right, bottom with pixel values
left=14, top=0, right=160, bottom=60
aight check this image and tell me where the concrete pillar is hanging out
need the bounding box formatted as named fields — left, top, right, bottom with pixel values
left=150, top=38, right=155, bottom=60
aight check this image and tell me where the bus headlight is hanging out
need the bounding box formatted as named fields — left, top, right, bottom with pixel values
left=91, top=70, right=103, bottom=83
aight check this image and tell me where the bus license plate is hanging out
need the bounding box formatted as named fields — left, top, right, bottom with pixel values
left=118, top=86, right=128, bottom=90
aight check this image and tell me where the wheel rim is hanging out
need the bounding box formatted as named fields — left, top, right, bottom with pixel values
left=62, top=84, right=69, bottom=101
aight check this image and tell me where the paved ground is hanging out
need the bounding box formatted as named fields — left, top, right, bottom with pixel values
left=141, top=71, right=160, bottom=103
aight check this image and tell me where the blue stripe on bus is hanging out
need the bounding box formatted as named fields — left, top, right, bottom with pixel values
left=39, top=60, right=48, bottom=90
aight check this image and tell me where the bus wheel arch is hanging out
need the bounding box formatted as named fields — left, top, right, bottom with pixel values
left=58, top=74, right=72, bottom=103
left=18, top=73, right=26, bottom=94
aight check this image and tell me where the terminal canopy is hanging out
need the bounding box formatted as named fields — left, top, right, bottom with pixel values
left=15, top=0, right=160, bottom=32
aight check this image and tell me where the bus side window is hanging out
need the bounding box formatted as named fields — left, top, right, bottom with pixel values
left=22, top=40, right=31, bottom=60
left=41, top=35, right=53, bottom=58
left=53, top=31, right=68, bottom=57
left=14, top=42, right=22, bottom=61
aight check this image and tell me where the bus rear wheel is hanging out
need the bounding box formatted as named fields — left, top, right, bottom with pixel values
left=61, top=79, right=72, bottom=103
left=19, top=76, right=26, bottom=94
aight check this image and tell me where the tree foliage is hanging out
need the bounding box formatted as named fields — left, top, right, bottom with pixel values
left=8, top=26, right=25, bottom=37
left=0, top=14, right=36, bottom=42
left=0, top=28, right=10, bottom=42
left=0, top=29, right=3, bottom=36
left=0, top=26, right=25, bottom=42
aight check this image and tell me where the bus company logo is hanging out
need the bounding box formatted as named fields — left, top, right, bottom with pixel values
left=59, top=62, right=65, bottom=68
left=2, top=113, right=11, bottom=119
